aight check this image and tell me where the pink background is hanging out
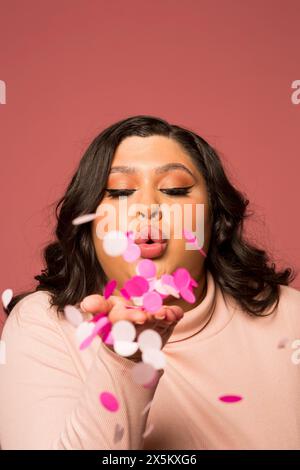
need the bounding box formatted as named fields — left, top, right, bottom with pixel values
left=1, top=0, right=299, bottom=328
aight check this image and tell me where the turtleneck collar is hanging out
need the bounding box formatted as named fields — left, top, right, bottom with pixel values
left=167, top=270, right=236, bottom=344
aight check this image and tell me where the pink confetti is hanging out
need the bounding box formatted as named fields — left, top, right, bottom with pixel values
left=173, top=268, right=191, bottom=290
left=99, top=391, right=119, bottom=412
left=120, top=288, right=131, bottom=300
left=180, top=287, right=196, bottom=303
left=143, top=291, right=163, bottom=313
left=123, top=243, right=141, bottom=262
left=183, top=229, right=207, bottom=258
left=161, top=274, right=178, bottom=292
left=79, top=317, right=108, bottom=350
left=124, top=276, right=149, bottom=297
left=104, top=280, right=117, bottom=299
left=137, top=259, right=156, bottom=279
left=90, top=312, right=107, bottom=323
left=219, top=395, right=243, bottom=403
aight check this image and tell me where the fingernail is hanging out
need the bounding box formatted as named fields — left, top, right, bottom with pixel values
left=155, top=314, right=166, bottom=320
left=136, top=320, right=146, bottom=325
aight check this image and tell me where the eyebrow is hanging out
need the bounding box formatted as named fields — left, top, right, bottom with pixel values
left=109, top=163, right=196, bottom=179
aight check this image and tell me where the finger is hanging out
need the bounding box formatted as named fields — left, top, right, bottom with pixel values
left=164, top=307, right=177, bottom=323
left=169, top=305, right=184, bottom=321
left=108, top=306, right=148, bottom=325
left=80, top=294, right=113, bottom=314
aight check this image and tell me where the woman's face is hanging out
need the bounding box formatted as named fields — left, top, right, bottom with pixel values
left=91, top=135, right=212, bottom=306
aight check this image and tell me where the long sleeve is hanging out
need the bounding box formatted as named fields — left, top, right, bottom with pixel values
left=0, top=294, right=163, bottom=450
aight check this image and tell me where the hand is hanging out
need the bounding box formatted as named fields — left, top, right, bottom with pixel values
left=80, top=294, right=184, bottom=362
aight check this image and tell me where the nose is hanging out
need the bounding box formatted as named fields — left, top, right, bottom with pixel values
left=136, top=204, right=163, bottom=222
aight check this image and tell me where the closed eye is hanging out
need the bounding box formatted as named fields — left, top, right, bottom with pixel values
left=105, top=186, right=194, bottom=198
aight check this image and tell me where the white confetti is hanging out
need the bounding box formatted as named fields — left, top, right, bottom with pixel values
left=112, top=320, right=136, bottom=342
left=138, top=329, right=162, bottom=352
left=75, top=321, right=95, bottom=344
left=72, top=213, right=98, bottom=225
left=142, top=348, right=166, bottom=370
left=113, top=340, right=139, bottom=357
left=1, top=289, right=13, bottom=309
left=102, top=230, right=128, bottom=257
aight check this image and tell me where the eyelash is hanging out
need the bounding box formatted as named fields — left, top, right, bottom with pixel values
left=105, top=186, right=193, bottom=198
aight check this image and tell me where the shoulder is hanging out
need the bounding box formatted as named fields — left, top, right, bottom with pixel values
left=1, top=290, right=61, bottom=341
left=278, top=283, right=300, bottom=309
left=276, top=283, right=300, bottom=330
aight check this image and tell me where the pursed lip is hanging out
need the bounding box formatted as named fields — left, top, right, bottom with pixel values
left=134, top=225, right=168, bottom=245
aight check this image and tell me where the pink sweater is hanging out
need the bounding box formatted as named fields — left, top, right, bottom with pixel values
left=0, top=270, right=300, bottom=450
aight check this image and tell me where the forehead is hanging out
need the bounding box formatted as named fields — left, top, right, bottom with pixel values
left=112, top=135, right=192, bottom=166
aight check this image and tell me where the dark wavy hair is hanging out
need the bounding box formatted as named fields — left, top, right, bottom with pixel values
left=5, top=114, right=295, bottom=317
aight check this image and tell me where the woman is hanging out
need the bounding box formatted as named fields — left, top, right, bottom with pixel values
left=0, top=115, right=299, bottom=450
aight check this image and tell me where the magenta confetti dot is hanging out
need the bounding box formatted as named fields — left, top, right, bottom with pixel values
left=137, top=259, right=156, bottom=278
left=120, top=288, right=131, bottom=300
left=104, top=280, right=117, bottom=299
left=124, top=276, right=149, bottom=297
left=173, top=268, right=191, bottom=290
left=99, top=392, right=119, bottom=412
left=143, top=291, right=163, bottom=313
left=90, top=312, right=107, bottom=323
left=219, top=395, right=243, bottom=403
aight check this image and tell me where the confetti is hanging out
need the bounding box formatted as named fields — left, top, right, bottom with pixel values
left=104, top=279, right=117, bottom=299
left=64, top=305, right=84, bottom=327
left=111, top=320, right=136, bottom=342
left=75, top=321, right=95, bottom=344
left=219, top=395, right=243, bottom=403
left=79, top=317, right=109, bottom=350
left=138, top=329, right=162, bottom=352
left=72, top=213, right=98, bottom=225
left=99, top=392, right=119, bottom=412
left=103, top=230, right=128, bottom=257
left=180, top=287, right=196, bottom=303
left=124, top=276, right=149, bottom=297
left=113, top=340, right=139, bottom=357
left=143, top=291, right=163, bottom=313
left=123, top=243, right=141, bottom=262
left=183, top=229, right=207, bottom=258
left=1, top=288, right=13, bottom=309
left=136, top=259, right=156, bottom=279
left=173, top=268, right=191, bottom=290
left=142, top=348, right=166, bottom=370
